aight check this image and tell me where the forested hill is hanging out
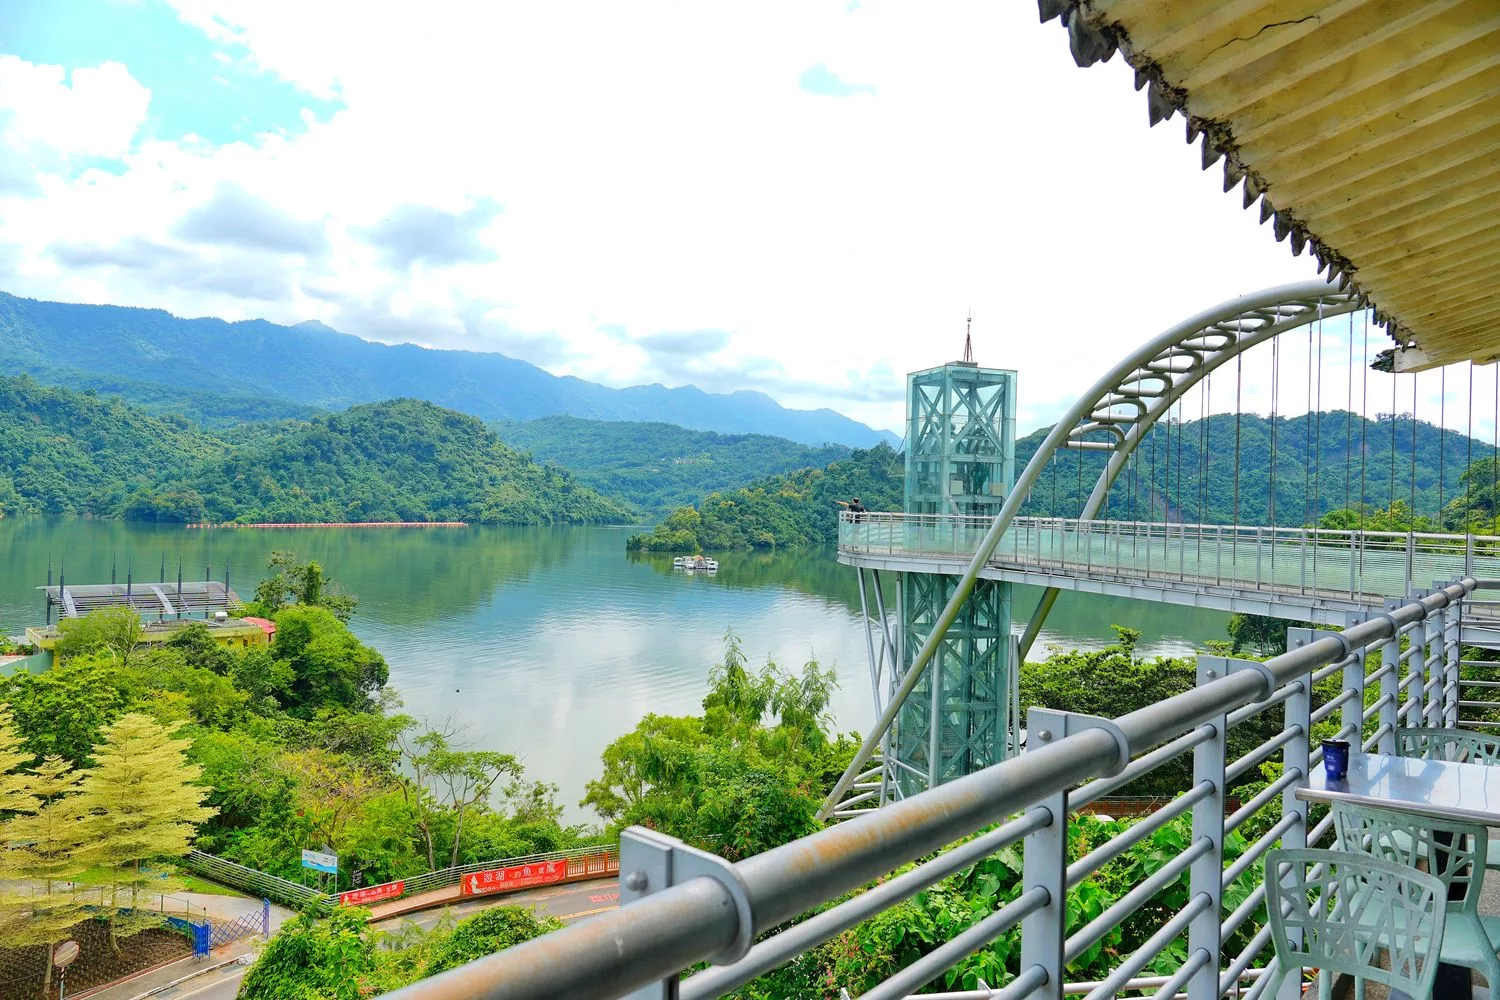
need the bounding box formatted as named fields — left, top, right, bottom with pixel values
left=1019, top=409, right=1486, bottom=527
left=495, top=415, right=851, bottom=514
left=627, top=409, right=1500, bottom=551
left=0, top=377, right=633, bottom=525
left=0, top=291, right=895, bottom=447
left=0, top=375, right=225, bottom=517
left=627, top=444, right=903, bottom=551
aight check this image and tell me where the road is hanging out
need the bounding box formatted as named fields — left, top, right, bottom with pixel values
left=387, top=876, right=620, bottom=932
left=164, top=879, right=620, bottom=999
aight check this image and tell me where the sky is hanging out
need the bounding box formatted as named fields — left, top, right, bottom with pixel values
left=0, top=0, right=1488, bottom=440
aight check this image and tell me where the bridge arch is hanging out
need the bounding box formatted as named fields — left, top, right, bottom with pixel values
left=1017, top=281, right=1362, bottom=656
left=819, top=278, right=1363, bottom=819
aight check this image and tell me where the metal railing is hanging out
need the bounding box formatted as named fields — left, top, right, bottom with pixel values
left=183, top=843, right=619, bottom=913
left=378, top=577, right=1491, bottom=1000
left=839, top=513, right=1500, bottom=612
left=184, top=849, right=331, bottom=911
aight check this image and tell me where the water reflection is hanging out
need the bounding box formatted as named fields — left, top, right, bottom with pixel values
left=0, top=521, right=1231, bottom=820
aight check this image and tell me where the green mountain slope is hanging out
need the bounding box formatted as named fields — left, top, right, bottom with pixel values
left=147, top=399, right=637, bottom=525
left=626, top=443, right=903, bottom=551
left=32, top=365, right=323, bottom=427
left=0, top=290, right=897, bottom=447
left=0, top=378, right=633, bottom=525
left=495, top=415, right=851, bottom=514
left=1020, top=410, right=1482, bottom=526
left=629, top=410, right=1495, bottom=551
left=0, top=376, right=223, bottom=516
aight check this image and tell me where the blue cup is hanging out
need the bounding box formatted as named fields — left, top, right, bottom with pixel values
left=1322, top=740, right=1350, bottom=780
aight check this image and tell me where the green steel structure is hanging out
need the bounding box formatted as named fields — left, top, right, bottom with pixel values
left=890, top=355, right=1019, bottom=796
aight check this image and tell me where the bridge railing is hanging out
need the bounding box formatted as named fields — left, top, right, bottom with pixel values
left=839, top=512, right=1500, bottom=608
left=378, top=578, right=1488, bottom=1000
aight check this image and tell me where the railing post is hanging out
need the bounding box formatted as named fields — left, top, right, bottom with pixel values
left=1282, top=632, right=1315, bottom=859
left=1299, top=528, right=1308, bottom=595
left=1446, top=591, right=1462, bottom=728
left=1468, top=533, right=1476, bottom=580
left=1348, top=531, right=1357, bottom=599
left=617, top=828, right=753, bottom=1000
left=1020, top=795, right=1067, bottom=1000
left=1186, top=658, right=1229, bottom=1000
left=1405, top=533, right=1415, bottom=598
left=1335, top=616, right=1368, bottom=747
left=1255, top=527, right=1263, bottom=588
left=1216, top=524, right=1223, bottom=585
left=1380, top=600, right=1401, bottom=754
left=1424, top=598, right=1443, bottom=728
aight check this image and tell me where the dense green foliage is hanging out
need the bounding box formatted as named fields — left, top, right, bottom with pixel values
left=0, top=376, right=631, bottom=525
left=238, top=904, right=562, bottom=999
left=626, top=408, right=1493, bottom=552
left=626, top=443, right=902, bottom=551
left=143, top=398, right=637, bottom=525
left=496, top=415, right=850, bottom=514
left=29, top=366, right=322, bottom=428
left=0, top=290, right=893, bottom=447
left=0, top=375, right=223, bottom=517
left=1020, top=626, right=1286, bottom=797
left=1021, top=410, right=1483, bottom=526
left=0, top=557, right=591, bottom=894
left=583, top=632, right=857, bottom=860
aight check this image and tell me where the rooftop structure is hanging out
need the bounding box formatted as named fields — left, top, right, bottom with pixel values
left=39, top=580, right=241, bottom=620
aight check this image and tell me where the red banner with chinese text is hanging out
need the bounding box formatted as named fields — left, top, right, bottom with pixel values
left=460, top=859, right=568, bottom=896
left=339, top=881, right=404, bottom=907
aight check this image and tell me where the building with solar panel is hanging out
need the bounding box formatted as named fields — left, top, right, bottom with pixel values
left=21, top=579, right=275, bottom=668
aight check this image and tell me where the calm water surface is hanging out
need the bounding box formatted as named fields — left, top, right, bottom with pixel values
left=0, top=520, right=1231, bottom=820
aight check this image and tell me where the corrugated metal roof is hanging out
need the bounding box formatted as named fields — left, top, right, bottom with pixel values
left=1047, top=0, right=1500, bottom=369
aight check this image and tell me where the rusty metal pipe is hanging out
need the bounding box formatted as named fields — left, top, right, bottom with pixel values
left=376, top=877, right=737, bottom=1000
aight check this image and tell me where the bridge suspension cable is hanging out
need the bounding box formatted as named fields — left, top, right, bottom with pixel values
left=819, top=280, right=1362, bottom=821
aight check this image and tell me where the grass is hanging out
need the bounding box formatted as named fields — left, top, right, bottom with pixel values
left=66, top=865, right=248, bottom=897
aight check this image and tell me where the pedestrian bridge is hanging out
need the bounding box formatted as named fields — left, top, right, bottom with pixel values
left=838, top=513, right=1500, bottom=636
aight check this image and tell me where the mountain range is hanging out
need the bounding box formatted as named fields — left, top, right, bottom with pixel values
left=0, top=292, right=896, bottom=448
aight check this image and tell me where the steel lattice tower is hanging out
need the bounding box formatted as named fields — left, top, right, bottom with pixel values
left=891, top=351, right=1019, bottom=795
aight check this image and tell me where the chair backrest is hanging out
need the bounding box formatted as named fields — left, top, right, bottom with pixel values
left=1397, top=726, right=1500, bottom=764
left=1331, top=799, right=1487, bottom=914
left=1266, top=848, right=1446, bottom=999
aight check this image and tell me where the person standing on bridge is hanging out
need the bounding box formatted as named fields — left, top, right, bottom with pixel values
left=837, top=497, right=868, bottom=523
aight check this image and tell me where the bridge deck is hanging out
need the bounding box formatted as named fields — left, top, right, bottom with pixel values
left=839, top=514, right=1500, bottom=627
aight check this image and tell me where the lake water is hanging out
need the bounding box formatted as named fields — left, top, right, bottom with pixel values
left=0, top=520, right=1231, bottom=820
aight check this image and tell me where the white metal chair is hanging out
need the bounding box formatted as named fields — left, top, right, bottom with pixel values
left=1332, top=800, right=1500, bottom=991
left=1265, top=847, right=1447, bottom=1000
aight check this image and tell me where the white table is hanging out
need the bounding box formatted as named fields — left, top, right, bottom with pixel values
left=1298, top=750, right=1500, bottom=1000
left=1298, top=750, right=1500, bottom=826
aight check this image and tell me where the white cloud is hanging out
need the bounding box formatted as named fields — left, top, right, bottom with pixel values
left=0, top=56, right=150, bottom=161
left=0, top=1, right=1388, bottom=437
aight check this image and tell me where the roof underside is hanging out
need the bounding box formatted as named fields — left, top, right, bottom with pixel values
left=1050, top=0, right=1500, bottom=369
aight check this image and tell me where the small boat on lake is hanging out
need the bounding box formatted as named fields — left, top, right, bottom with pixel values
left=673, top=555, right=718, bottom=573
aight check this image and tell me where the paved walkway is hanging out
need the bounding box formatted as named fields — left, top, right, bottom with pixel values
left=73, top=941, right=257, bottom=1000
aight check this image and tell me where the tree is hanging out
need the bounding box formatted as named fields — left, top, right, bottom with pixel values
left=1226, top=613, right=1306, bottom=656
left=55, top=606, right=143, bottom=666
left=76, top=713, right=216, bottom=953
left=395, top=723, right=522, bottom=869
left=0, top=657, right=134, bottom=764
left=164, top=621, right=235, bottom=675
left=583, top=633, right=850, bottom=860
left=283, top=748, right=388, bottom=859
left=0, top=705, right=36, bottom=814
left=254, top=551, right=359, bottom=622
left=239, top=908, right=382, bottom=1000
left=423, top=906, right=563, bottom=976
left=0, top=753, right=91, bottom=994
left=270, top=605, right=389, bottom=715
